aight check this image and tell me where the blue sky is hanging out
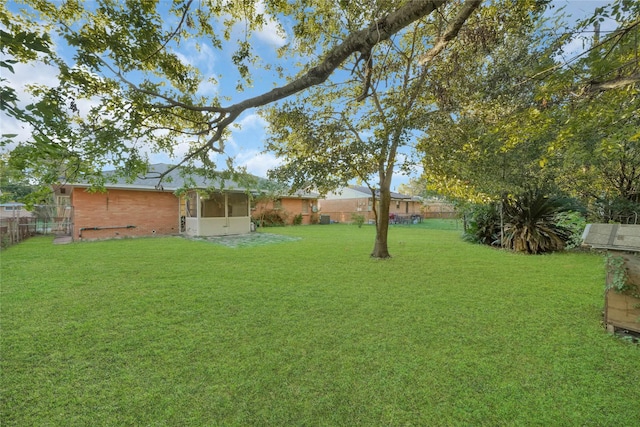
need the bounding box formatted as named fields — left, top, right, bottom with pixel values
left=1, top=0, right=616, bottom=191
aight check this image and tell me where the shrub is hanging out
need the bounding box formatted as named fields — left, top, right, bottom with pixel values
left=293, top=213, right=303, bottom=225
left=592, top=196, right=640, bottom=224
left=351, top=213, right=365, bottom=228
left=254, top=210, right=286, bottom=227
left=555, top=211, right=587, bottom=249
left=463, top=203, right=501, bottom=246
left=464, top=191, right=583, bottom=254
left=502, top=190, right=577, bottom=254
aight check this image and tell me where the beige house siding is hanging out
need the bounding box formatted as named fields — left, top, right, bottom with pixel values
left=0, top=204, right=33, bottom=219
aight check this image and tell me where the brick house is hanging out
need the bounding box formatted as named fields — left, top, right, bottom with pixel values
left=56, top=164, right=315, bottom=241
left=318, top=185, right=423, bottom=224
left=252, top=190, right=320, bottom=226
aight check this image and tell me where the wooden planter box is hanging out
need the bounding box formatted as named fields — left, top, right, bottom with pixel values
left=583, top=224, right=640, bottom=334
left=605, top=251, right=640, bottom=334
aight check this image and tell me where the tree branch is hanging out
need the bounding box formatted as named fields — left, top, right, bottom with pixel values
left=140, top=0, right=194, bottom=63
left=232, top=0, right=446, bottom=111
left=154, top=0, right=448, bottom=182
left=520, top=19, right=640, bottom=88
left=584, top=72, right=640, bottom=92
left=355, top=49, right=373, bottom=102
left=418, top=0, right=481, bottom=66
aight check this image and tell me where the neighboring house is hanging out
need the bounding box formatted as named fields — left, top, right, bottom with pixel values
left=318, top=185, right=423, bottom=223
left=252, top=190, right=319, bottom=226
left=0, top=203, right=33, bottom=219
left=55, top=163, right=312, bottom=241
left=0, top=203, right=72, bottom=235
left=0, top=203, right=35, bottom=246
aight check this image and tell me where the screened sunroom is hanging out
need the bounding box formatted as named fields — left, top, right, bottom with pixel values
left=181, top=190, right=251, bottom=236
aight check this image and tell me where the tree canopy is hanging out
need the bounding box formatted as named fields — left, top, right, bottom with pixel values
left=418, top=0, right=639, bottom=221
left=1, top=0, right=466, bottom=188
left=2, top=0, right=638, bottom=254
left=263, top=0, right=556, bottom=257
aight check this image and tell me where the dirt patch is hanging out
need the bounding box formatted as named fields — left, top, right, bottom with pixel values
left=187, top=232, right=301, bottom=248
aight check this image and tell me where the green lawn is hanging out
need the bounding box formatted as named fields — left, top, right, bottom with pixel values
left=2, top=224, right=638, bottom=426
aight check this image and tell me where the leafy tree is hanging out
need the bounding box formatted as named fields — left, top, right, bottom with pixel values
left=397, top=177, right=437, bottom=198
left=0, top=156, right=33, bottom=203
left=418, top=10, right=565, bottom=202
left=264, top=13, right=448, bottom=257
left=418, top=0, right=639, bottom=224
left=0, top=4, right=51, bottom=125
left=249, top=179, right=290, bottom=227
left=265, top=1, right=548, bottom=258
left=548, top=1, right=640, bottom=220
left=1, top=0, right=463, bottom=191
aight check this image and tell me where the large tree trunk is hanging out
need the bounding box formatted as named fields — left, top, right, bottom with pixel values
left=371, top=180, right=392, bottom=258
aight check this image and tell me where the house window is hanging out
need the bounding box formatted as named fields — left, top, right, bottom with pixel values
left=274, top=199, right=282, bottom=209
left=4, top=206, right=19, bottom=211
left=302, top=200, right=309, bottom=214
left=228, top=193, right=248, bottom=217
left=406, top=202, right=409, bottom=214
left=201, top=193, right=225, bottom=218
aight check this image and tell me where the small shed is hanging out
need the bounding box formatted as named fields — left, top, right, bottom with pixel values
left=582, top=224, right=640, bottom=334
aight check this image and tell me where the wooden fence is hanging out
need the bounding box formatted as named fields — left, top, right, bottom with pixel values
left=0, top=217, right=36, bottom=249
left=0, top=205, right=73, bottom=249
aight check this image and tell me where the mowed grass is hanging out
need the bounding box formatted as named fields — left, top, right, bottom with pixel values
left=2, top=224, right=639, bottom=426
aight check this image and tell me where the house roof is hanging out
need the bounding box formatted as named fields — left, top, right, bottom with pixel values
left=65, top=163, right=257, bottom=192
left=348, top=185, right=417, bottom=201
left=287, top=189, right=320, bottom=199
left=68, top=163, right=319, bottom=199
left=104, top=163, right=250, bottom=192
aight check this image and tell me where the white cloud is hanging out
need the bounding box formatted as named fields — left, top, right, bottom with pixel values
left=237, top=112, right=268, bottom=130
left=253, top=1, right=287, bottom=48
left=254, top=21, right=287, bottom=48
left=176, top=39, right=218, bottom=71
left=235, top=150, right=281, bottom=177
left=197, top=79, right=219, bottom=97
left=1, top=60, right=60, bottom=145
left=227, top=112, right=270, bottom=164
left=550, top=0, right=620, bottom=59
left=174, top=42, right=220, bottom=96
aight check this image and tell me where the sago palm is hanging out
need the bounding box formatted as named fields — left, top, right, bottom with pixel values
left=502, top=190, right=575, bottom=254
